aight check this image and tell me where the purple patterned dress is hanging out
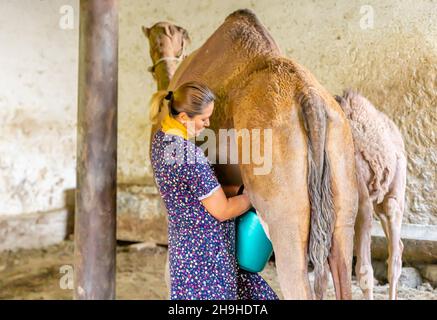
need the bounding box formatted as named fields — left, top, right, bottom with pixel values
left=151, top=129, right=278, bottom=300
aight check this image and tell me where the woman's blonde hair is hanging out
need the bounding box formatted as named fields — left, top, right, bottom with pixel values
left=149, top=81, right=216, bottom=124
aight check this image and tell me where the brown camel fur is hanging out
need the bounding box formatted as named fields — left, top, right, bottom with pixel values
left=336, top=90, right=407, bottom=300
left=144, top=9, right=358, bottom=300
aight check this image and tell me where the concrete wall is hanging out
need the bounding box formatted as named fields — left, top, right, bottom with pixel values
left=121, top=0, right=437, bottom=225
left=0, top=0, right=78, bottom=217
left=0, top=0, right=435, bottom=249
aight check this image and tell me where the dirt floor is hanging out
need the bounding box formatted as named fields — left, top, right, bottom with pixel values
left=0, top=240, right=436, bottom=300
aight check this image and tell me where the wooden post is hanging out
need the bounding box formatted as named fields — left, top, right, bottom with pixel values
left=74, top=0, right=118, bottom=300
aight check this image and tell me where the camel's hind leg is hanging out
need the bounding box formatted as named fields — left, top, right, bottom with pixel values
left=376, top=208, right=404, bottom=300
left=240, top=144, right=312, bottom=300
left=354, top=172, right=374, bottom=299
left=325, top=111, right=358, bottom=300
left=260, top=199, right=313, bottom=300
left=242, top=148, right=313, bottom=299
left=376, top=157, right=406, bottom=300
left=329, top=223, right=356, bottom=300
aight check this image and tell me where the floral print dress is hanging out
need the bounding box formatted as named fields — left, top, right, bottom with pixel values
left=151, top=129, right=278, bottom=300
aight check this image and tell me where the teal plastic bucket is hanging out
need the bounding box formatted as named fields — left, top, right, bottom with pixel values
left=236, top=209, right=273, bottom=273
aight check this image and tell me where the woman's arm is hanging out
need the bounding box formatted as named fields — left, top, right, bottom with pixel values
left=201, top=186, right=251, bottom=222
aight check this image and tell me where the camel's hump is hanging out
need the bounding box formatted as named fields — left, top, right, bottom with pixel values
left=226, top=9, right=258, bottom=21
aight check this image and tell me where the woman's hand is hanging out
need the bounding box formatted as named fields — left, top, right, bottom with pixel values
left=239, top=192, right=251, bottom=211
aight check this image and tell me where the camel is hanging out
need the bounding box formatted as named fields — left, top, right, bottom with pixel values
left=143, top=9, right=358, bottom=300
left=335, top=90, right=407, bottom=300
left=143, top=22, right=190, bottom=91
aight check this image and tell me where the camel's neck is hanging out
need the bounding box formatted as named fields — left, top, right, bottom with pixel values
left=154, top=60, right=179, bottom=91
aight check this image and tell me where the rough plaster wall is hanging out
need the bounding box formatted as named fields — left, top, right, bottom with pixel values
left=121, top=0, right=436, bottom=224
left=0, top=0, right=435, bottom=226
left=0, top=0, right=78, bottom=216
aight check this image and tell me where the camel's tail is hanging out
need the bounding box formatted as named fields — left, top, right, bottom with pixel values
left=298, top=91, right=335, bottom=299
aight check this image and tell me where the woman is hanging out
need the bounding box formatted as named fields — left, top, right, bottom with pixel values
left=150, top=81, right=278, bottom=300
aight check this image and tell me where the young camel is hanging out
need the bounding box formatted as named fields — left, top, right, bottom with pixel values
left=335, top=90, right=407, bottom=300
left=144, top=9, right=358, bottom=300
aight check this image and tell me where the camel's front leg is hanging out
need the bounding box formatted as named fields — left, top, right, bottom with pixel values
left=242, top=157, right=313, bottom=299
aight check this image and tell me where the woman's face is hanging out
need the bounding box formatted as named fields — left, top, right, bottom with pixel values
left=182, top=101, right=214, bottom=137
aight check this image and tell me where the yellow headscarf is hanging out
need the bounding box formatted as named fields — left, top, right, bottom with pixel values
left=161, top=114, right=189, bottom=140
